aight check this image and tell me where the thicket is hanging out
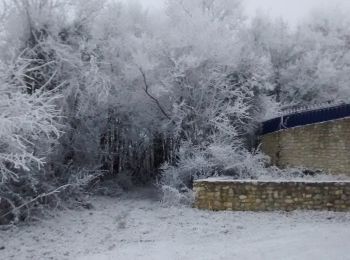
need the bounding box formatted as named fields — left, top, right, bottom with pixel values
left=1, top=0, right=350, bottom=222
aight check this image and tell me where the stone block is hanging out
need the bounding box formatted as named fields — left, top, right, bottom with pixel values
left=239, top=195, right=247, bottom=200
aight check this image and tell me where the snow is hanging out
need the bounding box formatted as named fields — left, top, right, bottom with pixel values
left=1, top=189, right=350, bottom=260
left=196, top=177, right=350, bottom=183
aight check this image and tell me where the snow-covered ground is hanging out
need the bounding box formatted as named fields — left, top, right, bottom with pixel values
left=1, top=189, right=350, bottom=260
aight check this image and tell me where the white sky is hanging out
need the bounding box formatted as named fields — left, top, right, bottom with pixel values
left=138, top=0, right=350, bottom=25
left=244, top=0, right=350, bottom=25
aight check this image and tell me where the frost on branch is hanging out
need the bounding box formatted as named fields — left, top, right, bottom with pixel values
left=1, top=0, right=350, bottom=217
left=160, top=65, right=270, bottom=201
left=0, top=60, right=61, bottom=182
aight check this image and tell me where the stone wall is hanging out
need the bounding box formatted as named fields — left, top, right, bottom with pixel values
left=194, top=179, right=350, bottom=211
left=260, top=118, right=350, bottom=176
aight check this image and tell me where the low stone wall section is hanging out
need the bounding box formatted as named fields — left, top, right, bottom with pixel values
left=194, top=179, right=350, bottom=211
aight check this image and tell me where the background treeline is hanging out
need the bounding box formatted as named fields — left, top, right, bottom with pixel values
left=1, top=0, right=350, bottom=222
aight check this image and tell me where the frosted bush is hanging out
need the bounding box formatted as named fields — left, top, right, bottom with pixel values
left=1, top=0, right=350, bottom=218
left=0, top=62, right=62, bottom=182
left=160, top=185, right=194, bottom=207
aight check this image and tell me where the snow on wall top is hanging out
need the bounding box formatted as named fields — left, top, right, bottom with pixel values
left=195, top=177, right=350, bottom=183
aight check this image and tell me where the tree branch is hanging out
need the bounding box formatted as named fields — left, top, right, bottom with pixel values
left=0, top=184, right=72, bottom=220
left=139, top=68, right=171, bottom=121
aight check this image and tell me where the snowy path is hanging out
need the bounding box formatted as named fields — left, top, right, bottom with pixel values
left=1, top=191, right=350, bottom=260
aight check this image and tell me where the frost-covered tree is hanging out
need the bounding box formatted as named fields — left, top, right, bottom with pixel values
left=249, top=7, right=350, bottom=107
left=2, top=0, right=349, bottom=216
left=280, top=8, right=350, bottom=105
left=156, top=0, right=271, bottom=195
left=0, top=46, right=62, bottom=223
left=0, top=60, right=61, bottom=182
left=0, top=0, right=103, bottom=222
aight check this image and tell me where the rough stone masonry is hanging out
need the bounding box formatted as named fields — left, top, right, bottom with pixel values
left=261, top=118, right=350, bottom=176
left=194, top=179, right=350, bottom=211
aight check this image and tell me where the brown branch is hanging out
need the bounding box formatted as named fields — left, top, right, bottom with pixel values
left=139, top=68, right=171, bottom=121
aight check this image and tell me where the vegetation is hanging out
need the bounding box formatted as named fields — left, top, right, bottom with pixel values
left=1, top=0, right=350, bottom=223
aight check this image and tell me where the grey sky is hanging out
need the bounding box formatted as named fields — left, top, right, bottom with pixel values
left=245, top=0, right=350, bottom=25
left=138, top=0, right=350, bottom=25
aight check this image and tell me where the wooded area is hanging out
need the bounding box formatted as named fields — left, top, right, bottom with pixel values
left=1, top=0, right=350, bottom=223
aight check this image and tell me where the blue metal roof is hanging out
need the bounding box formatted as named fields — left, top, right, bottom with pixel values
left=261, top=103, right=350, bottom=135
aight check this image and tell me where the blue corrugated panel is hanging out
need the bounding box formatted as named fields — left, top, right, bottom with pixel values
left=261, top=103, right=350, bottom=135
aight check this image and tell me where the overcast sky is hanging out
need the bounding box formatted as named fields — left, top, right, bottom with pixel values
left=245, top=0, right=350, bottom=25
left=138, top=0, right=350, bottom=25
